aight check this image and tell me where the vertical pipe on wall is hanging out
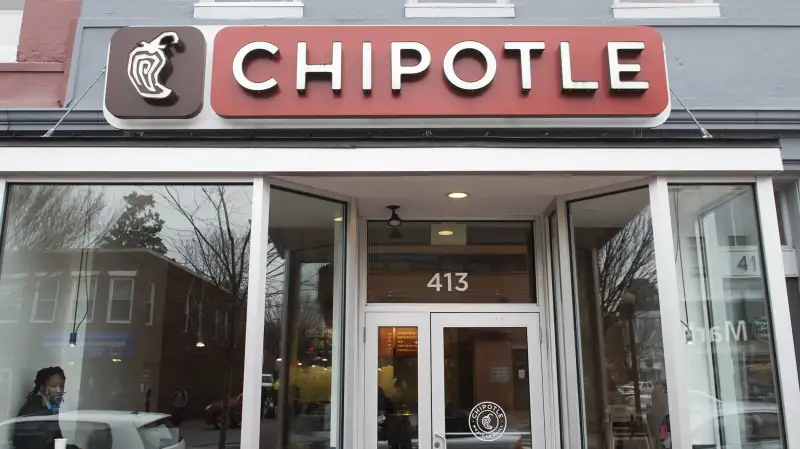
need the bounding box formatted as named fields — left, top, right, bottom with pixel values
left=755, top=177, right=800, bottom=449
left=648, top=177, right=689, bottom=449
left=240, top=177, right=271, bottom=449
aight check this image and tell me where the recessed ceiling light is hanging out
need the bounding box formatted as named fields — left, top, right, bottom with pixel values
left=438, top=230, right=454, bottom=236
left=333, top=217, right=343, bottom=222
left=447, top=192, right=468, bottom=199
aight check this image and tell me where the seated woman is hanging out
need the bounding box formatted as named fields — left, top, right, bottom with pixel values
left=13, top=367, right=79, bottom=449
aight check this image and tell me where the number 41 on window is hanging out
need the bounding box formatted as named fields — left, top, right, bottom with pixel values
left=427, top=273, right=469, bottom=292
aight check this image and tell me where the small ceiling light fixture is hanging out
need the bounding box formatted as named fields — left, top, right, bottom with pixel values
left=333, top=217, right=343, bottom=222
left=386, top=205, right=403, bottom=228
left=438, top=230, right=454, bottom=236
left=447, top=192, right=469, bottom=199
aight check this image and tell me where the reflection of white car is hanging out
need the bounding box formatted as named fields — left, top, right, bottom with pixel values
left=617, top=381, right=654, bottom=395
left=0, top=411, right=185, bottom=449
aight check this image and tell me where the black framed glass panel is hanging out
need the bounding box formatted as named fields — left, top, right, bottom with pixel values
left=367, top=222, right=535, bottom=304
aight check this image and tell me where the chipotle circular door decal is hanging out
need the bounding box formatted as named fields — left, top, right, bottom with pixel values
left=468, top=401, right=507, bottom=441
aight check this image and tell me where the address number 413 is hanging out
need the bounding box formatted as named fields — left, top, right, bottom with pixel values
left=427, top=272, right=469, bottom=292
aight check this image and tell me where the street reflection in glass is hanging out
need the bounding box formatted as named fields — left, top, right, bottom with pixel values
left=377, top=327, right=419, bottom=449
left=671, top=185, right=785, bottom=449
left=569, top=188, right=670, bottom=449
left=0, top=184, right=252, bottom=449
left=442, top=328, right=531, bottom=449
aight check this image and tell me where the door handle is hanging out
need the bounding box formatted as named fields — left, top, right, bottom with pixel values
left=433, top=433, right=446, bottom=449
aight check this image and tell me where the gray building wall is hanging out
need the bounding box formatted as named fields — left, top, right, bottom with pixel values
left=65, top=0, right=800, bottom=127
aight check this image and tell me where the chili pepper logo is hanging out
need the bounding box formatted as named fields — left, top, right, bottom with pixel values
left=127, top=31, right=180, bottom=100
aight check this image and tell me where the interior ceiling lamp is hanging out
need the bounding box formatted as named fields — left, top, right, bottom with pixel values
left=386, top=205, right=403, bottom=228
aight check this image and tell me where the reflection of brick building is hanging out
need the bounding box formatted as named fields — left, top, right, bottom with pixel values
left=0, top=249, right=245, bottom=422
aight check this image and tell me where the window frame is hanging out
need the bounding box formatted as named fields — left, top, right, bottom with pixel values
left=192, top=0, right=304, bottom=20
left=107, top=277, right=135, bottom=324
left=0, top=274, right=26, bottom=323
left=68, top=275, right=99, bottom=324
left=145, top=281, right=155, bottom=326
left=404, top=0, right=515, bottom=18
left=184, top=296, right=191, bottom=333
left=30, top=277, right=60, bottom=324
left=611, top=0, right=721, bottom=19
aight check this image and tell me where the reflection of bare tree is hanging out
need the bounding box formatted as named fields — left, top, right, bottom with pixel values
left=597, top=210, right=657, bottom=330
left=263, top=246, right=287, bottom=359
left=263, top=260, right=327, bottom=361
left=3, top=186, right=108, bottom=250
left=591, top=209, right=662, bottom=418
left=160, top=186, right=252, bottom=449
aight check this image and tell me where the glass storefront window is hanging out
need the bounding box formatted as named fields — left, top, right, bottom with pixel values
left=0, top=184, right=252, bottom=449
left=670, top=184, right=785, bottom=448
left=568, top=188, right=671, bottom=449
left=367, top=222, right=535, bottom=303
left=262, top=188, right=346, bottom=449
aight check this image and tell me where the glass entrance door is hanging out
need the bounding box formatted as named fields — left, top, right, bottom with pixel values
left=365, top=313, right=544, bottom=449
left=431, top=313, right=544, bottom=449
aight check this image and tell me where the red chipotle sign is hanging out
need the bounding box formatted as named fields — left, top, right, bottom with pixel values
left=103, top=26, right=670, bottom=129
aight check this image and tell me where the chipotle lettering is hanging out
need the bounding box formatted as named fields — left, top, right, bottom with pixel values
left=211, top=26, right=668, bottom=119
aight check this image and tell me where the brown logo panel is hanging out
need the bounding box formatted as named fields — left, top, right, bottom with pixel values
left=105, top=26, right=205, bottom=119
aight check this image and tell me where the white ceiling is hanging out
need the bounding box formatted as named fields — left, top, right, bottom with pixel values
left=275, top=174, right=643, bottom=220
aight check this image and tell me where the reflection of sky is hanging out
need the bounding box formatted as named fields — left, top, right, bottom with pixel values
left=73, top=184, right=253, bottom=261
left=51, top=185, right=337, bottom=327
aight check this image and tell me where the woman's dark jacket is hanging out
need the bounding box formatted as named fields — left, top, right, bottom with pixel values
left=12, top=396, right=77, bottom=449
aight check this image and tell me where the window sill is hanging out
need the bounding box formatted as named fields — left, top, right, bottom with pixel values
left=193, top=1, right=304, bottom=19
left=404, top=3, right=515, bottom=18
left=612, top=2, right=720, bottom=19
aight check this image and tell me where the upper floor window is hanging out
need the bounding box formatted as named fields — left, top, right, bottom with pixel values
left=612, top=0, right=720, bottom=19
left=0, top=0, right=24, bottom=62
left=69, top=276, right=98, bottom=323
left=0, top=277, right=24, bottom=323
left=405, top=0, right=514, bottom=18
left=145, top=281, right=155, bottom=326
left=107, top=278, right=134, bottom=323
left=31, top=278, right=59, bottom=323
left=193, top=0, right=303, bottom=20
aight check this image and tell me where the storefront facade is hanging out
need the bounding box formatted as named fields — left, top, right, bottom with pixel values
left=1, top=1, right=800, bottom=449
